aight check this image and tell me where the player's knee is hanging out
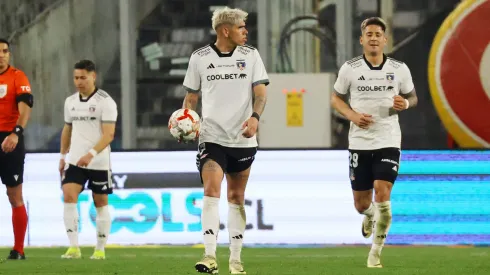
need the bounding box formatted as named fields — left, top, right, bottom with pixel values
left=7, top=193, right=24, bottom=207
left=203, top=182, right=221, bottom=197
left=227, top=190, right=244, bottom=205
left=354, top=201, right=371, bottom=214
left=6, top=185, right=23, bottom=207
left=62, top=188, right=79, bottom=203
left=63, top=193, right=78, bottom=203
left=92, top=194, right=108, bottom=207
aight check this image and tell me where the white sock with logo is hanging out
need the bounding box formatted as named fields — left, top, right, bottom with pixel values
left=95, top=206, right=111, bottom=252
left=202, top=196, right=220, bottom=258
left=228, top=203, right=246, bottom=262
left=371, top=201, right=392, bottom=255
left=63, top=203, right=79, bottom=248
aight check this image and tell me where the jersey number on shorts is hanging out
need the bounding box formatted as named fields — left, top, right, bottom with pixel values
left=349, top=152, right=359, bottom=168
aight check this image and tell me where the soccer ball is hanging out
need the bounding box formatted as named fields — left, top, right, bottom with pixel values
left=168, top=108, right=200, bottom=142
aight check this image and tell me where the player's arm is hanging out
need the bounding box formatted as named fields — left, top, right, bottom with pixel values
left=331, top=64, right=373, bottom=129
left=331, top=91, right=356, bottom=120
left=90, top=98, right=117, bottom=155
left=2, top=72, right=34, bottom=153
left=60, top=124, right=72, bottom=155
left=390, top=64, right=417, bottom=115
left=91, top=122, right=116, bottom=154
left=16, top=99, right=32, bottom=129
left=252, top=83, right=267, bottom=116
left=182, top=53, right=201, bottom=111
left=59, top=99, right=73, bottom=173
left=389, top=88, right=418, bottom=116
left=59, top=122, right=72, bottom=174
left=251, top=50, right=270, bottom=119
left=14, top=72, right=34, bottom=133
left=331, top=63, right=354, bottom=118
left=400, top=88, right=418, bottom=107
left=183, top=91, right=199, bottom=111
left=61, top=98, right=73, bottom=156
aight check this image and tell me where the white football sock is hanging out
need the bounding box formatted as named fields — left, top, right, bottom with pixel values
left=371, top=201, right=392, bottom=255
left=95, top=205, right=111, bottom=252
left=63, top=203, right=79, bottom=248
left=362, top=202, right=375, bottom=218
left=202, top=196, right=220, bottom=257
left=228, top=203, right=246, bottom=262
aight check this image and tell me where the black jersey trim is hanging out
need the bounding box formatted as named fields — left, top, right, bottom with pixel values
left=97, top=90, right=109, bottom=98
left=363, top=54, right=387, bottom=70
left=210, top=43, right=236, bottom=57
left=79, top=87, right=98, bottom=102
left=243, top=44, right=256, bottom=50
left=252, top=79, right=270, bottom=87
left=183, top=85, right=200, bottom=93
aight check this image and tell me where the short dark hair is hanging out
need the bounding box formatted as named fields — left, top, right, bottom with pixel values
left=0, top=38, right=10, bottom=48
left=361, top=17, right=387, bottom=32
left=74, top=59, right=96, bottom=72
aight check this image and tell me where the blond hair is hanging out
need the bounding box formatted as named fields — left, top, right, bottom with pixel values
left=211, top=7, right=248, bottom=30
left=360, top=17, right=387, bottom=32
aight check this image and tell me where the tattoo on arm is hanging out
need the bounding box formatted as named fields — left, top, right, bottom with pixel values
left=183, top=92, right=199, bottom=110
left=253, top=95, right=266, bottom=115
left=389, top=89, right=418, bottom=116
left=400, top=89, right=418, bottom=108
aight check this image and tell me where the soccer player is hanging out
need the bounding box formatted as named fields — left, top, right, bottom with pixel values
left=59, top=60, right=117, bottom=260
left=331, top=17, right=417, bottom=268
left=0, top=38, right=34, bottom=260
left=181, top=7, right=269, bottom=274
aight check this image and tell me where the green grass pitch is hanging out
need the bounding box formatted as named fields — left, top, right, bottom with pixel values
left=1, top=245, right=489, bottom=274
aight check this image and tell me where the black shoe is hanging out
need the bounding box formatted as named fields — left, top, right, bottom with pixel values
left=7, top=250, right=25, bottom=260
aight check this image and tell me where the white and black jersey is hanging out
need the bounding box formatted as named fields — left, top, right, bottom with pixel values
left=64, top=89, right=118, bottom=170
left=334, top=54, right=414, bottom=150
left=183, top=43, right=269, bottom=148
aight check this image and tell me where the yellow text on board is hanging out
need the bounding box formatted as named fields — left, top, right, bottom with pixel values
left=285, top=89, right=304, bottom=127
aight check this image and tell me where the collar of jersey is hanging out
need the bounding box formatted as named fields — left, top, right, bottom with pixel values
left=79, top=87, right=98, bottom=102
left=210, top=43, right=236, bottom=57
left=363, top=54, right=387, bottom=70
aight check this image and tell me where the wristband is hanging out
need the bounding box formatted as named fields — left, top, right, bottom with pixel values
left=251, top=112, right=260, bottom=121
left=88, top=149, right=98, bottom=157
left=60, top=154, right=66, bottom=160
left=12, top=125, right=24, bottom=136
left=404, top=99, right=409, bottom=109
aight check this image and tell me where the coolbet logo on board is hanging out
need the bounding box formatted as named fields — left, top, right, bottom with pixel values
left=62, top=190, right=273, bottom=235
left=428, top=0, right=490, bottom=148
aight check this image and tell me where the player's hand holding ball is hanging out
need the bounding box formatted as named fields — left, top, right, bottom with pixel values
left=393, top=95, right=409, bottom=111
left=168, top=108, right=201, bottom=143
left=349, top=112, right=374, bottom=130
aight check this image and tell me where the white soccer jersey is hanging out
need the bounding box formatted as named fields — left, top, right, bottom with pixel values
left=183, top=43, right=269, bottom=148
left=64, top=89, right=118, bottom=170
left=334, top=55, right=414, bottom=150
